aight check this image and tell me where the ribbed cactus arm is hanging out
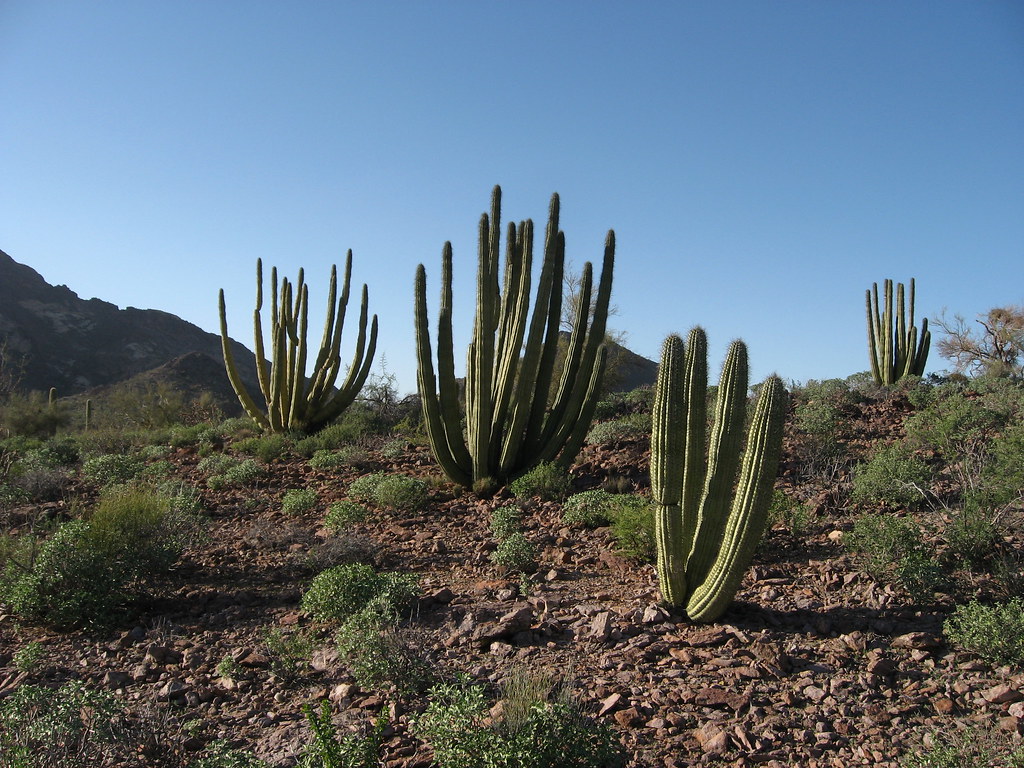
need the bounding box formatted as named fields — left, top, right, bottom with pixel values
left=678, top=326, right=708, bottom=555
left=652, top=333, right=688, bottom=606
left=686, top=374, right=787, bottom=622
left=415, top=263, right=472, bottom=488
left=219, top=289, right=271, bottom=431
left=686, top=339, right=749, bottom=589
left=866, top=285, right=882, bottom=386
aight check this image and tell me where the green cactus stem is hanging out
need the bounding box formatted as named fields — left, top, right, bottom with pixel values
left=866, top=278, right=930, bottom=386
left=84, top=399, right=92, bottom=431
left=219, top=251, right=378, bottom=435
left=415, top=185, right=614, bottom=489
left=651, top=329, right=787, bottom=622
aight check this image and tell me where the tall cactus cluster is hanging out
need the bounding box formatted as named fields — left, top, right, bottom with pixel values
left=651, top=329, right=787, bottom=622
left=219, top=252, right=378, bottom=435
left=415, top=186, right=614, bottom=489
left=866, top=278, right=930, bottom=386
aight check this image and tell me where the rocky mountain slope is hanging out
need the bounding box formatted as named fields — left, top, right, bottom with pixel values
left=0, top=249, right=258, bottom=400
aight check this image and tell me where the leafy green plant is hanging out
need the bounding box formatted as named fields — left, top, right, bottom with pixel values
left=766, top=489, right=812, bottom=536
left=901, top=724, right=1024, bottom=768
left=222, top=459, right=266, bottom=487
left=372, top=474, right=429, bottom=512
left=562, top=489, right=618, bottom=527
left=944, top=598, right=1024, bottom=667
left=308, top=449, right=351, bottom=470
left=235, top=433, right=291, bottom=462
left=81, top=453, right=145, bottom=487
left=508, top=462, right=571, bottom=501
left=12, top=640, right=45, bottom=672
left=296, top=701, right=386, bottom=768
left=334, top=601, right=433, bottom=694
left=197, top=454, right=240, bottom=475
left=584, top=413, right=651, bottom=446
left=850, top=442, right=930, bottom=508
left=845, top=513, right=942, bottom=601
left=263, top=627, right=313, bottom=684
left=347, top=473, right=387, bottom=503
left=282, top=488, right=318, bottom=516
left=379, top=438, right=407, bottom=460
left=0, top=680, right=127, bottom=767
left=324, top=500, right=369, bottom=532
left=608, top=496, right=655, bottom=563
left=301, top=563, right=418, bottom=624
left=490, top=505, right=524, bottom=540
left=414, top=674, right=624, bottom=768
left=491, top=532, right=538, bottom=572
left=191, top=740, right=269, bottom=768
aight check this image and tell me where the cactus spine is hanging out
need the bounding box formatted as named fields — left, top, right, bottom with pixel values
left=415, top=185, right=614, bottom=489
left=219, top=251, right=378, bottom=435
left=652, top=330, right=787, bottom=622
left=866, top=278, right=930, bottom=386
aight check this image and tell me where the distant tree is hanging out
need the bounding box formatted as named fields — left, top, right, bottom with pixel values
left=0, top=339, right=24, bottom=404
left=933, top=306, right=1024, bottom=379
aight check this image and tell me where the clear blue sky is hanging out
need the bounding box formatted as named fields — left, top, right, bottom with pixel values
left=2, top=2, right=1022, bottom=396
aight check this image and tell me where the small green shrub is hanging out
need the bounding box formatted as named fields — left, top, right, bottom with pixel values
left=901, top=724, right=1024, bottom=768
left=335, top=602, right=433, bottom=694
left=308, top=449, right=349, bottom=470
left=372, top=474, right=429, bottom=512
left=218, top=416, right=261, bottom=439
left=81, top=453, right=145, bottom=487
left=509, top=463, right=571, bottom=501
left=222, top=459, right=266, bottom=487
left=296, top=701, right=386, bottom=768
left=192, top=740, right=268, bottom=768
left=584, top=414, right=651, bottom=446
left=379, top=439, right=407, bottom=460
left=0, top=680, right=127, bottom=767
left=263, top=627, right=313, bottom=684
left=324, top=500, right=369, bottom=532
left=491, top=532, right=538, bottom=573
left=301, top=563, right=418, bottom=624
left=846, top=514, right=942, bottom=601
left=490, top=505, right=524, bottom=540
left=282, top=488, right=318, bottom=516
left=235, top=433, right=290, bottom=462
left=12, top=641, right=45, bottom=672
left=197, top=454, right=239, bottom=475
left=347, top=473, right=388, bottom=503
left=850, top=442, right=931, bottom=508
left=562, top=490, right=618, bottom=528
left=609, top=496, right=655, bottom=563
left=414, top=676, right=624, bottom=768
left=766, top=489, right=812, bottom=536
left=945, top=598, right=1024, bottom=667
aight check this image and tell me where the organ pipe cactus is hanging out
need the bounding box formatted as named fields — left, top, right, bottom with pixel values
left=219, top=252, right=378, bottom=435
left=652, top=329, right=787, bottom=622
left=415, top=185, right=614, bottom=489
left=866, top=278, right=930, bottom=386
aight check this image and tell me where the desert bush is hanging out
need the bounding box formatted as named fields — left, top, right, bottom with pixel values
left=81, top=453, right=145, bottom=487
left=300, top=563, right=418, bottom=623
left=324, top=500, right=369, bottom=532
left=308, top=449, right=349, bottom=470
left=335, top=600, right=433, bottom=694
left=12, top=640, right=46, bottom=672
left=296, top=701, right=386, bottom=768
left=845, top=513, right=941, bottom=601
left=789, top=378, right=858, bottom=482
left=562, top=489, right=618, bottom=527
left=218, top=416, right=261, bottom=439
left=221, top=459, right=266, bottom=487
left=414, top=674, right=624, bottom=768
left=491, top=532, right=538, bottom=572
left=10, top=464, right=71, bottom=502
left=944, top=598, right=1024, bottom=668
left=490, top=505, right=524, bottom=540
left=601, top=494, right=656, bottom=563
left=623, top=385, right=655, bottom=413
left=373, top=474, right=429, bottom=512
left=347, top=472, right=388, bottom=503
left=282, top=488, right=318, bottom=516
left=0, top=391, right=71, bottom=439
left=850, top=442, right=931, bottom=509
left=192, top=740, right=269, bottom=768
left=379, top=438, right=407, bottom=460
left=584, top=413, right=651, bottom=445
left=766, top=489, right=812, bottom=536
left=235, top=433, right=291, bottom=462
left=197, top=454, right=239, bottom=475
left=0, top=484, right=203, bottom=626
left=0, top=680, right=129, bottom=768
left=263, top=627, right=313, bottom=684
left=509, top=462, right=571, bottom=501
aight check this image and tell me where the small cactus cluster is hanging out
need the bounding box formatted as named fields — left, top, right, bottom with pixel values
left=651, top=329, right=787, bottom=622
left=866, top=278, right=930, bottom=385
left=415, top=186, right=614, bottom=489
left=219, top=252, right=378, bottom=435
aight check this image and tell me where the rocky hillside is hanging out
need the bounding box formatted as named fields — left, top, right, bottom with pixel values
left=0, top=249, right=258, bottom=399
